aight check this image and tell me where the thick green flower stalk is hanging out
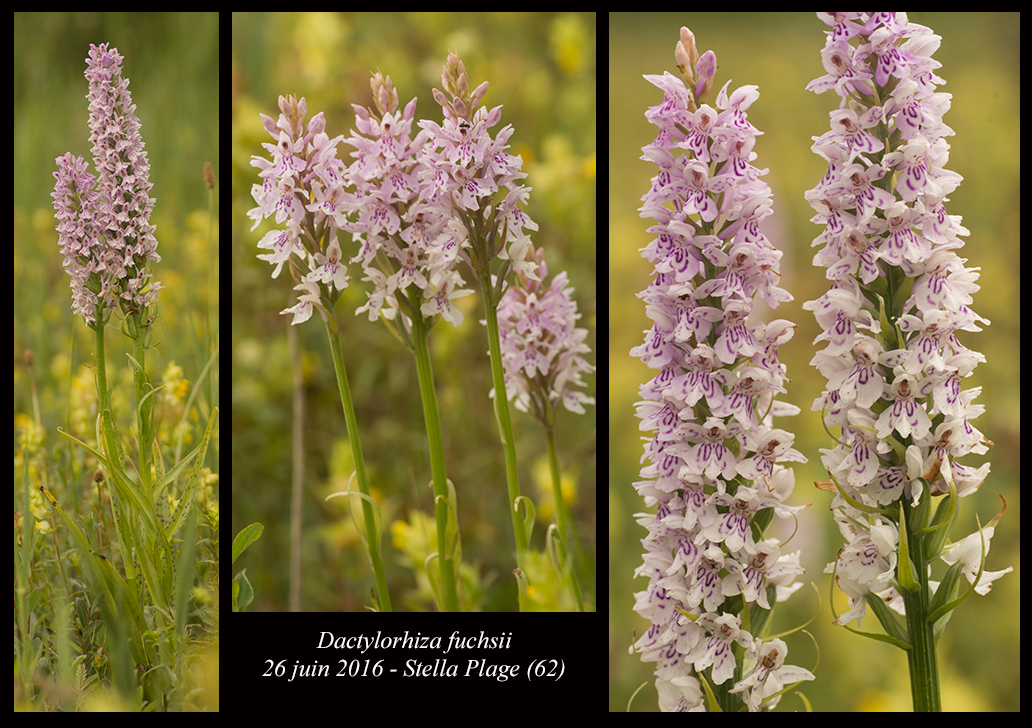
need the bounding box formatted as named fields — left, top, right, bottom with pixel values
left=803, top=12, right=1010, bottom=711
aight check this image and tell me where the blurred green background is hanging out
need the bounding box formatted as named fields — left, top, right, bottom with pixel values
left=232, top=13, right=596, bottom=611
left=610, top=13, right=1019, bottom=711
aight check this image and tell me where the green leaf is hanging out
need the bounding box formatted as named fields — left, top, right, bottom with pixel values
left=514, top=568, right=530, bottom=612
left=850, top=593, right=911, bottom=651
left=327, top=474, right=383, bottom=554
left=925, top=515, right=988, bottom=627
left=232, top=523, right=264, bottom=566
left=926, top=559, right=964, bottom=632
left=233, top=569, right=254, bottom=612
left=515, top=495, right=535, bottom=545
left=828, top=560, right=910, bottom=651
left=36, top=485, right=149, bottom=666
left=443, top=478, right=462, bottom=565
left=158, top=406, right=220, bottom=541
left=897, top=503, right=921, bottom=593
left=920, top=474, right=959, bottom=560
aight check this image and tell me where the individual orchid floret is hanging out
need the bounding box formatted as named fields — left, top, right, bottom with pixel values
left=940, top=522, right=1013, bottom=595
left=281, top=278, right=323, bottom=327
left=730, top=638, right=816, bottom=712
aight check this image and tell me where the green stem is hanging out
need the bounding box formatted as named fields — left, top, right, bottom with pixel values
left=544, top=423, right=585, bottom=612
left=93, top=317, right=110, bottom=420
left=206, top=168, right=216, bottom=426
left=325, top=317, right=392, bottom=612
left=93, top=312, right=136, bottom=584
left=901, top=498, right=942, bottom=711
left=132, top=331, right=154, bottom=498
left=480, top=273, right=529, bottom=568
left=409, top=307, right=461, bottom=612
left=544, top=424, right=569, bottom=545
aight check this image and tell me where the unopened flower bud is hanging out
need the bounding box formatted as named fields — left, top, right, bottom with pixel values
left=679, top=26, right=700, bottom=69
left=259, top=113, right=279, bottom=136
left=675, top=40, right=695, bottom=88
left=371, top=72, right=399, bottom=117
left=279, top=94, right=305, bottom=135
left=695, top=50, right=717, bottom=103
left=432, top=87, right=450, bottom=112
left=470, top=81, right=490, bottom=110
left=673, top=29, right=704, bottom=112
left=308, top=112, right=325, bottom=136
left=443, top=52, right=466, bottom=96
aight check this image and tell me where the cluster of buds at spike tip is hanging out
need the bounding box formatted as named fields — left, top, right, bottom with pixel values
left=369, top=72, right=400, bottom=119
left=432, top=51, right=490, bottom=124
left=272, top=94, right=308, bottom=141
left=673, top=26, right=717, bottom=113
